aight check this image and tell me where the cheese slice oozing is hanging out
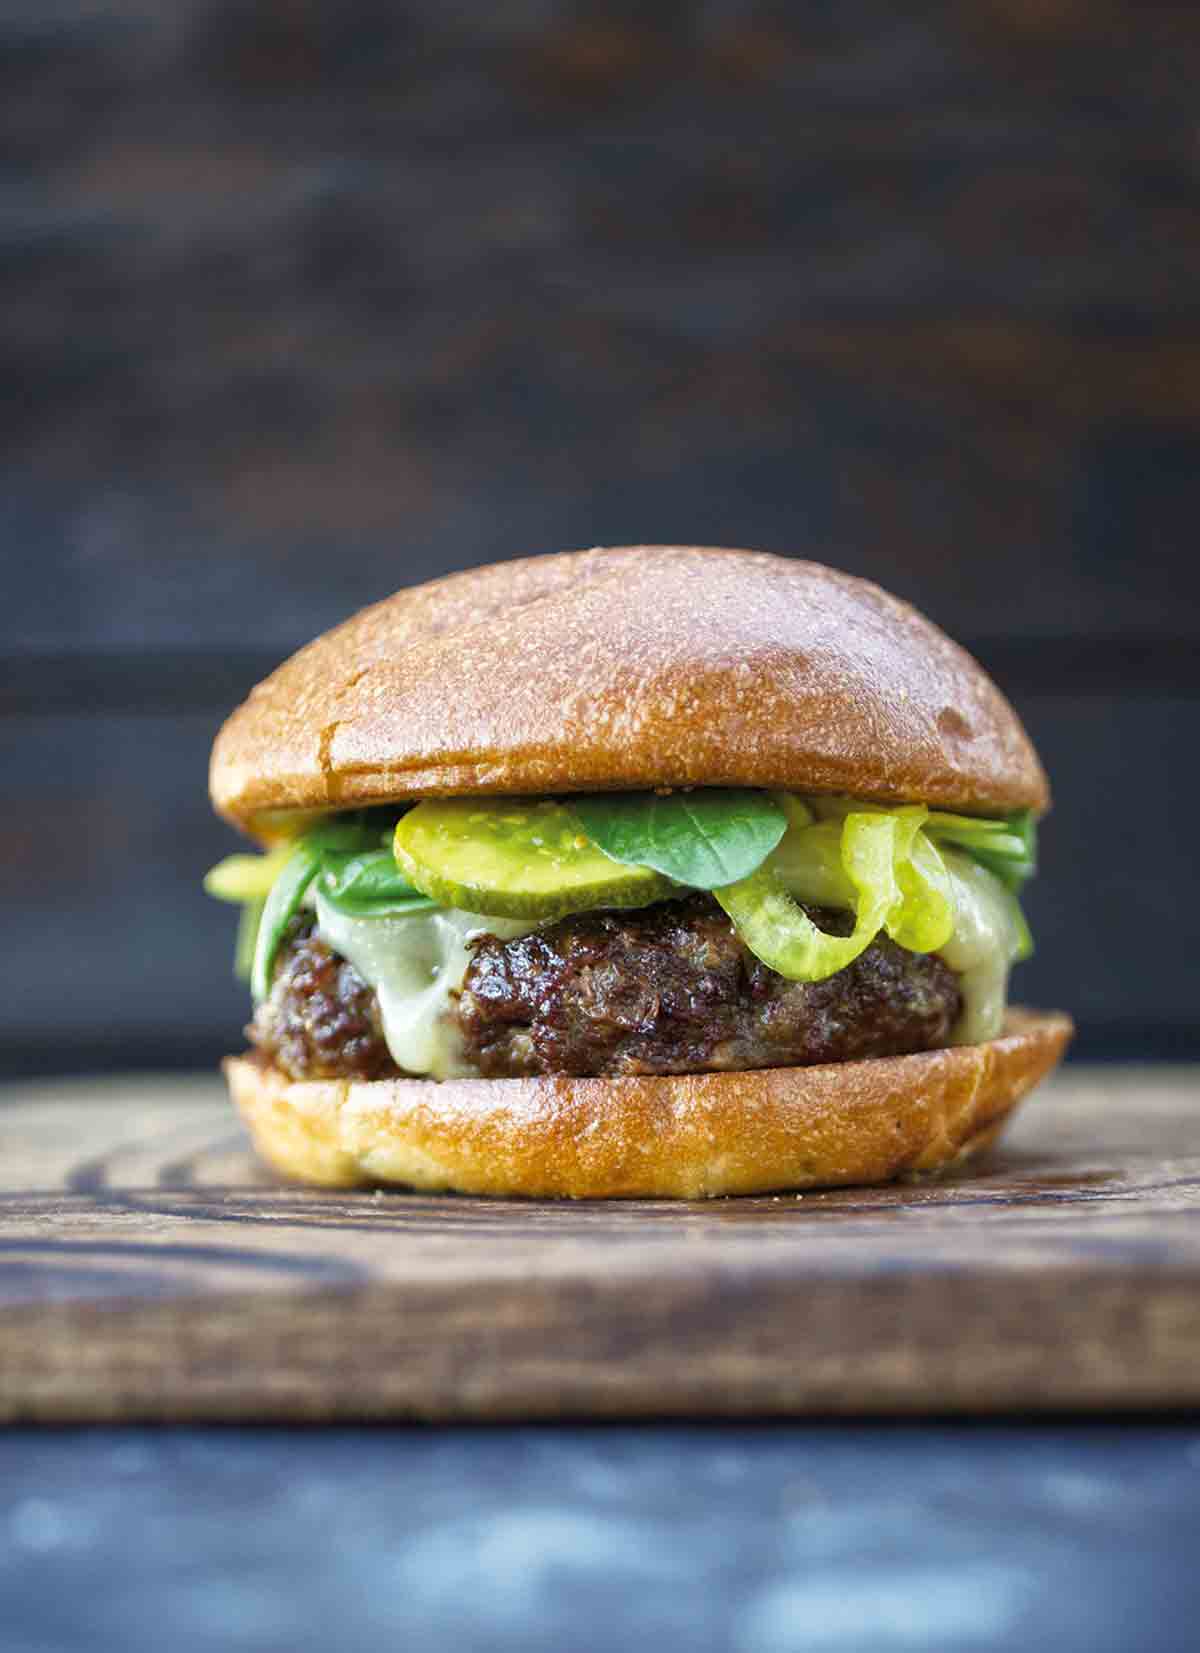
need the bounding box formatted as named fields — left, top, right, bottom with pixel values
left=313, top=893, right=538, bottom=1079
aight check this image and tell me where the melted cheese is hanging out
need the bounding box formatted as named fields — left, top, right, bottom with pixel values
left=935, top=849, right=1024, bottom=1045
left=312, top=893, right=537, bottom=1079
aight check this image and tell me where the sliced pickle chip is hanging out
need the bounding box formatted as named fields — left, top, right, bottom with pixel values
left=393, top=798, right=677, bottom=919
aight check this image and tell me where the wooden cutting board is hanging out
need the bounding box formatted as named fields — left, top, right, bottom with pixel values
left=0, top=1066, right=1197, bottom=1422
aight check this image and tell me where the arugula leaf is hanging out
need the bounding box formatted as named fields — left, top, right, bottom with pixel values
left=572, top=789, right=787, bottom=890
left=924, top=808, right=1037, bottom=891
left=303, top=817, right=390, bottom=856
left=248, top=816, right=397, bottom=1000
left=250, top=840, right=324, bottom=1002
left=237, top=818, right=437, bottom=999
left=317, top=850, right=436, bottom=916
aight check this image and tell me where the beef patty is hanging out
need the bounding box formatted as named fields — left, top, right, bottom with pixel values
left=251, top=897, right=962, bottom=1081
left=459, top=893, right=961, bottom=1077
left=249, top=915, right=398, bottom=1082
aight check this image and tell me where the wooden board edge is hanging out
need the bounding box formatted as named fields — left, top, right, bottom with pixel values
left=2, top=1264, right=1198, bottom=1422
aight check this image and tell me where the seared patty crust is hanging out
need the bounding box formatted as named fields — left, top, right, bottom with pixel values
left=249, top=915, right=397, bottom=1082
left=251, top=897, right=962, bottom=1081
left=459, top=894, right=961, bottom=1077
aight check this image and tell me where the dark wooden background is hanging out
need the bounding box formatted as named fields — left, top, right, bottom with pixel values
left=2, top=2, right=1197, bottom=1076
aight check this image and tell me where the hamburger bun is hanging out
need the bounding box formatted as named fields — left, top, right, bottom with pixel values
left=225, top=1008, right=1072, bottom=1199
left=211, top=545, right=1048, bottom=839
left=210, top=546, right=1068, bottom=1198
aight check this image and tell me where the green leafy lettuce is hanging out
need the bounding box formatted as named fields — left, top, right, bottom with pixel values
left=571, top=789, right=788, bottom=889
left=205, top=812, right=433, bottom=999
left=923, top=809, right=1037, bottom=891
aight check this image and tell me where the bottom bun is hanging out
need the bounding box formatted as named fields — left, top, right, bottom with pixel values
left=225, top=1007, right=1073, bottom=1199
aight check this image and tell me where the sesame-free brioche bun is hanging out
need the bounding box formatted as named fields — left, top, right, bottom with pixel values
left=225, top=1010, right=1072, bottom=1198
left=210, top=546, right=1048, bottom=838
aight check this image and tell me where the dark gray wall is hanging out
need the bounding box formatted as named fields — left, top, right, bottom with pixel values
left=3, top=2, right=1197, bottom=1072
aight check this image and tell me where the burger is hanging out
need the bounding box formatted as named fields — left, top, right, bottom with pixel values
left=206, top=545, right=1071, bottom=1197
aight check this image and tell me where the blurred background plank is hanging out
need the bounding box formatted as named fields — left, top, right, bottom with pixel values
left=3, top=1, right=1197, bottom=1071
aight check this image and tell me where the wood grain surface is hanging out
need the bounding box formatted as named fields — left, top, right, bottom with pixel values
left=0, top=1067, right=1197, bottom=1422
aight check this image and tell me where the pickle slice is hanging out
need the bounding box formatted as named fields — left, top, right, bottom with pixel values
left=393, top=798, right=676, bottom=919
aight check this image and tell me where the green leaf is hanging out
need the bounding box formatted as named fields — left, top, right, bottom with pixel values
left=212, top=812, right=428, bottom=997
left=251, top=840, right=324, bottom=1002
left=573, top=789, right=787, bottom=890
left=924, top=808, right=1037, bottom=891
left=316, top=850, right=437, bottom=916
left=303, top=817, right=388, bottom=856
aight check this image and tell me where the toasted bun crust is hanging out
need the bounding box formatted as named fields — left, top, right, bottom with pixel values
left=224, top=1008, right=1072, bottom=1198
left=210, top=547, right=1048, bottom=837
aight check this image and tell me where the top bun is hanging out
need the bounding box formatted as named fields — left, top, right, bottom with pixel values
left=211, top=546, right=1048, bottom=837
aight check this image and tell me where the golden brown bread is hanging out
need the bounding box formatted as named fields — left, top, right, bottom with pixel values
left=225, top=1008, right=1072, bottom=1198
left=210, top=546, right=1048, bottom=837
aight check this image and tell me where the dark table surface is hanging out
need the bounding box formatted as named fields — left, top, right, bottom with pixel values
left=2, top=1424, right=1197, bottom=1652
